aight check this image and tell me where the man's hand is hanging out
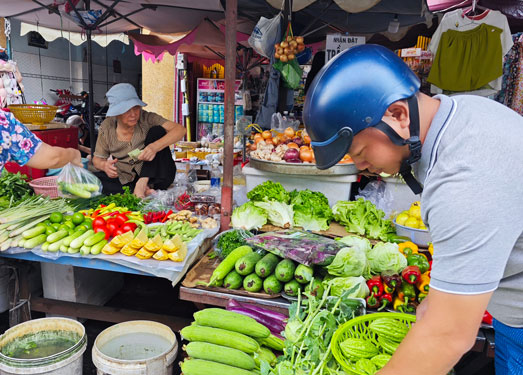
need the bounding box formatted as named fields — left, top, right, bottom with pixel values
left=138, top=144, right=158, bottom=162
left=71, top=149, right=83, bottom=167
left=104, top=158, right=118, bottom=178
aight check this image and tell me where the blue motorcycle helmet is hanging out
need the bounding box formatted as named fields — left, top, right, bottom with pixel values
left=303, top=44, right=423, bottom=193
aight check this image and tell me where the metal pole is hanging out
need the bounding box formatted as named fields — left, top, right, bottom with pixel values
left=277, top=0, right=291, bottom=113
left=220, top=0, right=237, bottom=231
left=86, top=0, right=95, bottom=157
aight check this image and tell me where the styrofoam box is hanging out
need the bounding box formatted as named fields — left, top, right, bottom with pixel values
left=243, top=165, right=357, bottom=206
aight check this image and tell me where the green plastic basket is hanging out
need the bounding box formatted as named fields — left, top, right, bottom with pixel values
left=330, top=312, right=416, bottom=375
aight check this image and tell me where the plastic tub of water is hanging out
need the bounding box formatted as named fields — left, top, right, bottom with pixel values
left=0, top=317, right=86, bottom=375
left=92, top=320, right=178, bottom=375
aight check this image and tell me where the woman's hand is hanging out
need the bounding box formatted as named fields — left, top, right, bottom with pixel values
left=138, top=144, right=158, bottom=162
left=104, top=158, right=118, bottom=178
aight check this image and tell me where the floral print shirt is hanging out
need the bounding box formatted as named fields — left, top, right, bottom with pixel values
left=0, top=111, right=42, bottom=172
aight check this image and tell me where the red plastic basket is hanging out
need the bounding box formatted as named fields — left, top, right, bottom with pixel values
left=29, top=176, right=59, bottom=198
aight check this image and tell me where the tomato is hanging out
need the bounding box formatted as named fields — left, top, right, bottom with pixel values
left=106, top=222, right=118, bottom=236
left=113, top=215, right=127, bottom=227
left=121, top=223, right=137, bottom=233
left=92, top=217, right=106, bottom=229
left=113, top=228, right=125, bottom=237
left=94, top=226, right=110, bottom=240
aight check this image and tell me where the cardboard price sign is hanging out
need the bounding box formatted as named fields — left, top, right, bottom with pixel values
left=325, top=34, right=365, bottom=64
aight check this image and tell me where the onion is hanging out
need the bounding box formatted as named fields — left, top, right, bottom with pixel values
left=290, top=40, right=298, bottom=48
left=286, top=35, right=293, bottom=42
left=296, top=36, right=304, bottom=44
left=283, top=148, right=300, bottom=161
left=280, top=55, right=288, bottom=63
left=274, top=53, right=280, bottom=59
left=284, top=47, right=291, bottom=55
left=277, top=47, right=284, bottom=55
left=280, top=41, right=289, bottom=48
left=288, top=54, right=295, bottom=61
left=292, top=137, right=303, bottom=146
left=286, top=158, right=303, bottom=163
left=284, top=127, right=295, bottom=138
left=297, top=44, right=305, bottom=52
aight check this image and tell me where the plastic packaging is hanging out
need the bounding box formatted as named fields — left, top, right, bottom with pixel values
left=57, top=163, right=102, bottom=198
left=245, top=230, right=344, bottom=266
left=248, top=14, right=282, bottom=58
left=355, top=180, right=394, bottom=218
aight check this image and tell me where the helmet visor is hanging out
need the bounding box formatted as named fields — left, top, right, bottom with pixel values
left=311, top=127, right=353, bottom=170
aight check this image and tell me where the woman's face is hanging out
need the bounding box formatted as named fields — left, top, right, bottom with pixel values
left=118, top=106, right=141, bottom=127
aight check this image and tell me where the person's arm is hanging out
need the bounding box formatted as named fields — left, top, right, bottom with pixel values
left=26, top=143, right=82, bottom=169
left=138, top=120, right=186, bottom=161
left=377, top=289, right=492, bottom=375
left=92, top=155, right=118, bottom=178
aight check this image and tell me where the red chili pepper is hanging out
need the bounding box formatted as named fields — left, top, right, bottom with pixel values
left=402, top=265, right=421, bottom=284
left=161, top=214, right=169, bottom=223
left=366, top=293, right=381, bottom=309
left=378, top=293, right=393, bottom=311
left=482, top=311, right=493, bottom=325
left=91, top=209, right=101, bottom=218
left=99, top=204, right=106, bottom=208
left=99, top=211, right=118, bottom=218
left=366, top=275, right=384, bottom=297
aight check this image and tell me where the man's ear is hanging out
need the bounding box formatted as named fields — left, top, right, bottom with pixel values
left=384, top=100, right=410, bottom=130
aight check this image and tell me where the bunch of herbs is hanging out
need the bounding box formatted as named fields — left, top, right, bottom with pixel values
left=0, top=171, right=33, bottom=209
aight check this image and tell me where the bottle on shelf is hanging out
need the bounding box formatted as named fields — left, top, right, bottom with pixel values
left=210, top=162, right=221, bottom=193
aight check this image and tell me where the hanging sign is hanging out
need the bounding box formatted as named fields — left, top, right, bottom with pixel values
left=325, top=34, right=365, bottom=64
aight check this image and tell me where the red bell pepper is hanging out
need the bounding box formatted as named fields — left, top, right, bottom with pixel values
left=366, top=293, right=381, bottom=309
left=381, top=270, right=402, bottom=293
left=482, top=311, right=493, bottom=325
left=378, top=293, right=393, bottom=311
left=366, top=275, right=384, bottom=297
left=402, top=265, right=421, bottom=284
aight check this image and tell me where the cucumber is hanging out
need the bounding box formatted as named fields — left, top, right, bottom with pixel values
left=80, top=245, right=91, bottom=256
left=284, top=280, right=301, bottom=297
left=235, top=252, right=262, bottom=276
left=18, top=239, right=25, bottom=248
left=67, top=247, right=80, bottom=254
left=60, top=244, right=69, bottom=253
left=207, top=246, right=253, bottom=286
left=255, top=253, right=280, bottom=278
left=22, top=225, right=46, bottom=240
left=184, top=342, right=256, bottom=370
left=274, top=259, right=296, bottom=282
left=70, top=230, right=94, bottom=249
left=58, top=182, right=91, bottom=198
left=243, top=273, right=263, bottom=293
left=305, top=277, right=325, bottom=298
left=254, top=346, right=277, bottom=367
left=83, top=231, right=106, bottom=247
left=223, top=270, right=243, bottom=290
left=90, top=240, right=107, bottom=255
left=48, top=238, right=66, bottom=252
left=62, top=229, right=86, bottom=247
left=24, top=234, right=47, bottom=249
left=194, top=308, right=270, bottom=338
left=46, top=229, right=69, bottom=244
left=41, top=242, right=50, bottom=251
left=294, top=264, right=314, bottom=284
left=263, top=275, right=282, bottom=295
left=180, top=325, right=259, bottom=354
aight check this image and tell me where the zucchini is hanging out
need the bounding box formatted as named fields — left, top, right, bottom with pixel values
left=181, top=359, right=258, bottom=375
left=41, top=242, right=50, bottom=251
left=23, top=234, right=47, bottom=249
left=62, top=229, right=86, bottom=247
left=60, top=244, right=69, bottom=253
left=90, top=240, right=107, bottom=255
left=22, top=226, right=46, bottom=240
left=194, top=308, right=270, bottom=339
left=70, top=229, right=94, bottom=249
left=84, top=231, right=106, bottom=247
left=207, top=246, right=253, bottom=286
left=180, top=325, right=259, bottom=354
left=184, top=342, right=256, bottom=370
left=80, top=245, right=91, bottom=256
left=46, top=229, right=69, bottom=244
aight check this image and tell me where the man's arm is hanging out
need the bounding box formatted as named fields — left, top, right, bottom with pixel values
left=378, top=289, right=492, bottom=375
left=26, top=143, right=82, bottom=169
left=138, top=121, right=186, bottom=161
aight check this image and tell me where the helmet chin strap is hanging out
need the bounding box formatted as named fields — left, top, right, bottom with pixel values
left=373, top=95, right=423, bottom=194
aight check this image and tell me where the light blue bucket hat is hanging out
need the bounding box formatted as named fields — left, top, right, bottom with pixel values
left=105, top=83, right=147, bottom=117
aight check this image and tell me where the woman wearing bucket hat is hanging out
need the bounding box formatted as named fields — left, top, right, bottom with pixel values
left=304, top=45, right=523, bottom=375
left=92, top=83, right=185, bottom=197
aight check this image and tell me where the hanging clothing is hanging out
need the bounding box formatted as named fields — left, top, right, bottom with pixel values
left=428, top=9, right=513, bottom=96
left=495, top=33, right=522, bottom=108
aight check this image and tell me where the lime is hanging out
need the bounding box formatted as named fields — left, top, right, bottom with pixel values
left=51, top=223, right=61, bottom=230
left=83, top=218, right=93, bottom=229
left=63, top=221, right=75, bottom=230
left=45, top=226, right=56, bottom=235
left=49, top=212, right=64, bottom=224
left=72, top=212, right=85, bottom=226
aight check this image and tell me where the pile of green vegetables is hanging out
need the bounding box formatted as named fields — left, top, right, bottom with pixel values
left=232, top=182, right=333, bottom=232
left=215, top=229, right=254, bottom=259
left=0, top=171, right=34, bottom=209
left=81, top=186, right=143, bottom=211
left=333, top=198, right=396, bottom=241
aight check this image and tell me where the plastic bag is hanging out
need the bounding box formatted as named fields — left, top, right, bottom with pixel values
left=57, top=163, right=102, bottom=198
left=273, top=58, right=303, bottom=89
left=245, top=230, right=344, bottom=266
left=212, top=228, right=255, bottom=259
left=355, top=180, right=393, bottom=218
left=248, top=14, right=282, bottom=58
left=271, top=112, right=300, bottom=133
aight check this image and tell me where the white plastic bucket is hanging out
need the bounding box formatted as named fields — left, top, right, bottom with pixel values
left=0, top=318, right=86, bottom=375
left=92, top=320, right=178, bottom=375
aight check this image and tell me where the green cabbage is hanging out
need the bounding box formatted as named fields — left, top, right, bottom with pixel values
left=327, top=247, right=369, bottom=277
left=254, top=201, right=294, bottom=228
left=327, top=276, right=369, bottom=299
left=337, top=235, right=372, bottom=254
left=367, top=242, right=407, bottom=274
left=231, top=202, right=268, bottom=230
